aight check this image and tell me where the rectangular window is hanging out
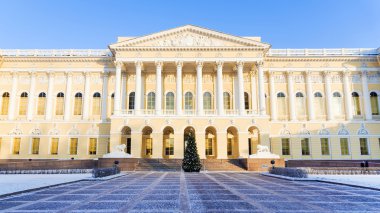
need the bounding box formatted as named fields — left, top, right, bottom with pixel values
left=227, top=138, right=233, bottom=155
left=13, top=138, right=21, bottom=155
left=74, top=98, right=82, bottom=115
left=360, top=138, right=369, bottom=155
left=0, top=137, right=2, bottom=152
left=51, top=138, right=59, bottom=155
left=32, top=138, right=40, bottom=154
left=126, top=138, right=131, bottom=154
left=70, top=138, right=78, bottom=155
left=340, top=138, right=349, bottom=155
left=19, top=97, right=28, bottom=115
left=56, top=97, right=64, bottom=115
left=320, top=138, right=330, bottom=155
left=206, top=138, right=213, bottom=156
left=281, top=138, right=290, bottom=155
left=301, top=138, right=310, bottom=155
left=37, top=97, right=46, bottom=115
left=107, top=138, right=110, bottom=153
left=165, top=138, right=174, bottom=156
left=92, top=98, right=101, bottom=115
left=89, top=138, right=97, bottom=155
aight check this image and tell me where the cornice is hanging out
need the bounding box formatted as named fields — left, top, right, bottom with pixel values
left=265, top=56, right=377, bottom=62
left=2, top=57, right=113, bottom=63
left=113, top=46, right=266, bottom=51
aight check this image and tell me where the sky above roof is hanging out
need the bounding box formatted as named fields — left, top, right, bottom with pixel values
left=0, top=0, right=379, bottom=49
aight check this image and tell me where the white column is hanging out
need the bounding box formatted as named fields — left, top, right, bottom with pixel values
left=305, top=71, right=315, bottom=120
left=45, top=72, right=55, bottom=120
left=135, top=61, right=143, bottom=114
left=342, top=71, right=353, bottom=120
left=361, top=71, right=372, bottom=120
left=155, top=61, right=163, bottom=115
left=324, top=71, right=333, bottom=120
left=64, top=72, right=73, bottom=121
left=268, top=71, right=277, bottom=120
left=82, top=72, right=91, bottom=120
left=176, top=61, right=183, bottom=115
left=257, top=62, right=266, bottom=115
left=101, top=71, right=109, bottom=121
left=237, top=61, right=245, bottom=115
left=27, top=71, right=36, bottom=120
left=114, top=61, right=122, bottom=115
left=250, top=71, right=257, bottom=114
left=286, top=71, right=296, bottom=121
left=8, top=72, right=18, bottom=120
left=216, top=61, right=224, bottom=115
left=196, top=61, right=204, bottom=115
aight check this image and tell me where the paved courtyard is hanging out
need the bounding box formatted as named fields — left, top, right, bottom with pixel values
left=1, top=172, right=380, bottom=212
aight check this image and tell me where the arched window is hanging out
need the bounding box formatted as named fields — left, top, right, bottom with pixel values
left=147, top=92, right=155, bottom=110
left=352, top=92, right=361, bottom=115
left=203, top=92, right=212, bottom=110
left=74, top=92, right=83, bottom=115
left=128, top=92, right=135, bottom=110
left=277, top=92, right=287, bottom=117
left=19, top=92, right=28, bottom=115
left=92, top=92, right=101, bottom=115
left=332, top=92, right=343, bottom=116
left=223, top=92, right=231, bottom=110
left=1, top=92, right=10, bottom=115
left=244, top=92, right=249, bottom=110
left=37, top=92, right=46, bottom=115
left=295, top=92, right=306, bottom=117
left=314, top=92, right=325, bottom=117
left=165, top=92, right=174, bottom=110
left=185, top=92, right=193, bottom=110
left=56, top=92, right=64, bottom=115
left=370, top=92, right=379, bottom=115
left=110, top=93, right=115, bottom=113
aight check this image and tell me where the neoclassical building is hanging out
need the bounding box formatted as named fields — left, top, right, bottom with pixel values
left=0, top=25, right=379, bottom=161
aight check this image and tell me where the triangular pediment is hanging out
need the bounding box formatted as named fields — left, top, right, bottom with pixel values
left=109, top=25, right=270, bottom=49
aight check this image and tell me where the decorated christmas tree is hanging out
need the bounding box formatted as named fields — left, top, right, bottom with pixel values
left=182, top=132, right=202, bottom=172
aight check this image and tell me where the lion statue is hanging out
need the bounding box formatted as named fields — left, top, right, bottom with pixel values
left=115, top=144, right=126, bottom=152
left=257, top=144, right=270, bottom=153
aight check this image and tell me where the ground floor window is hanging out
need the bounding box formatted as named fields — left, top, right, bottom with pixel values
left=281, top=138, right=290, bottom=155
left=360, top=138, right=369, bottom=155
left=13, top=138, right=20, bottom=155
left=0, top=137, right=2, bottom=152
left=51, top=138, right=59, bottom=155
left=107, top=138, right=110, bottom=153
left=146, top=138, right=152, bottom=155
left=320, top=138, right=329, bottom=155
left=340, top=138, right=349, bottom=155
left=248, top=138, right=252, bottom=155
left=206, top=138, right=213, bottom=156
left=89, top=138, right=97, bottom=155
left=126, top=138, right=131, bottom=154
left=32, top=138, right=40, bottom=155
left=227, top=138, right=233, bottom=156
left=70, top=138, right=78, bottom=155
left=165, top=138, right=174, bottom=156
left=301, top=138, right=310, bottom=155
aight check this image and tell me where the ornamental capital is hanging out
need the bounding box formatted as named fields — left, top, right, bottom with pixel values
left=114, top=60, right=124, bottom=67
left=360, top=70, right=368, bottom=77
left=155, top=61, right=163, bottom=68
left=65, top=71, right=73, bottom=77
left=268, top=70, right=276, bottom=76
left=175, top=60, right=183, bottom=68
left=236, top=60, right=244, bottom=68
left=305, top=70, right=313, bottom=76
left=249, top=70, right=257, bottom=76
left=216, top=60, right=224, bottom=67
left=285, top=70, right=294, bottom=77
left=322, top=70, right=332, bottom=77
left=135, top=61, right=143, bottom=69
left=196, top=60, right=204, bottom=68
left=102, top=71, right=109, bottom=78
left=342, top=70, right=351, bottom=77
left=47, top=72, right=55, bottom=78
left=255, top=60, right=264, bottom=67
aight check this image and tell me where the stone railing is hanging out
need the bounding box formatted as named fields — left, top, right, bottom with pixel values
left=0, top=49, right=112, bottom=57
left=268, top=48, right=379, bottom=56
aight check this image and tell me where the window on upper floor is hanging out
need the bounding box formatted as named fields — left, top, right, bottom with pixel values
left=74, top=93, right=83, bottom=115
left=147, top=92, right=155, bottom=110
left=185, top=92, right=193, bottom=110
left=370, top=92, right=379, bottom=115
left=56, top=92, right=64, bottom=115
left=19, top=92, right=28, bottom=115
left=314, top=92, right=325, bottom=118
left=352, top=92, right=361, bottom=116
left=165, top=92, right=174, bottom=110
left=203, top=92, right=212, bottom=110
left=244, top=92, right=249, bottom=110
left=332, top=92, right=343, bottom=116
left=1, top=92, right=10, bottom=115
left=223, top=92, right=231, bottom=110
left=296, top=92, right=306, bottom=118
left=277, top=92, right=287, bottom=117
left=128, top=92, right=135, bottom=110
left=37, top=92, right=46, bottom=115
left=92, top=92, right=101, bottom=115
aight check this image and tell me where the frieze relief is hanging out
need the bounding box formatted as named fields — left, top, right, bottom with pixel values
left=294, top=75, right=305, bottom=83
left=127, top=75, right=136, bottom=82
left=274, top=74, right=286, bottom=83
left=146, top=74, right=156, bottom=83
left=184, top=74, right=195, bottom=83
left=0, top=75, right=11, bottom=83
left=331, top=75, right=343, bottom=83
left=165, top=74, right=175, bottom=83
left=155, top=33, right=223, bottom=47
left=310, top=75, right=324, bottom=83
left=351, top=74, right=361, bottom=83
left=203, top=74, right=213, bottom=83
left=223, top=75, right=232, bottom=83
left=368, top=72, right=380, bottom=83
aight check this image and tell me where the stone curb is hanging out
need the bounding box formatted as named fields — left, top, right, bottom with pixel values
left=261, top=172, right=380, bottom=191
left=0, top=179, right=85, bottom=199
left=83, top=172, right=128, bottom=181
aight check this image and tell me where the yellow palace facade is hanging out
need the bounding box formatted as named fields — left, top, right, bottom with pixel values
left=0, top=25, right=379, bottom=161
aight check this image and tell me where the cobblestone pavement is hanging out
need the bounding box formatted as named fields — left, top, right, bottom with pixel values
left=1, top=172, right=380, bottom=212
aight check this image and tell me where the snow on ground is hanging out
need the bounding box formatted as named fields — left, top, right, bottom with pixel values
left=0, top=173, right=91, bottom=196
left=309, top=175, right=380, bottom=189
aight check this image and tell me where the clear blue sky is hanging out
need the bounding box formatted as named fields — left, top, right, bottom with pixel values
left=0, top=0, right=379, bottom=49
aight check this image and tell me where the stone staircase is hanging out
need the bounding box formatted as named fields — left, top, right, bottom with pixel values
left=133, top=158, right=247, bottom=172
left=135, top=159, right=182, bottom=172
left=202, top=159, right=247, bottom=171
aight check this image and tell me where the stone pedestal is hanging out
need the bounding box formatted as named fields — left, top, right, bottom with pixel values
left=246, top=158, right=285, bottom=172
